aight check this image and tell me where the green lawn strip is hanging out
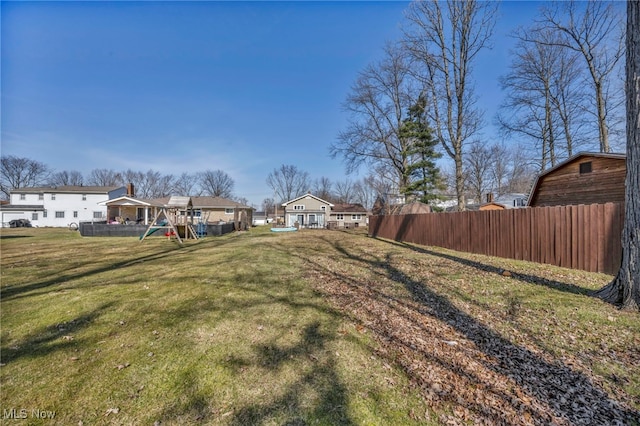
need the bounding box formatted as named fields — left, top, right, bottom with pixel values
left=1, top=228, right=429, bottom=425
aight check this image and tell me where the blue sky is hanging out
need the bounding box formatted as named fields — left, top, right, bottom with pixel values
left=2, top=1, right=541, bottom=207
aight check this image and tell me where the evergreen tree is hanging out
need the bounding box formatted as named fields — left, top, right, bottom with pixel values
left=399, top=98, right=442, bottom=204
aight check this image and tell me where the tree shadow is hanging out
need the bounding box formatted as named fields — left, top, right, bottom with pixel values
left=380, top=238, right=596, bottom=296
left=308, top=237, right=639, bottom=425
left=228, top=322, right=354, bottom=426
left=0, top=302, right=114, bottom=365
left=0, top=236, right=234, bottom=301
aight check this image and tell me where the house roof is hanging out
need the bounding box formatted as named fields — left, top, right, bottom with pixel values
left=146, top=196, right=252, bottom=210
left=479, top=202, right=507, bottom=210
left=191, top=196, right=252, bottom=209
left=282, top=193, right=334, bottom=207
left=331, top=203, right=367, bottom=213
left=11, top=185, right=123, bottom=194
left=99, top=196, right=160, bottom=207
left=527, top=151, right=626, bottom=207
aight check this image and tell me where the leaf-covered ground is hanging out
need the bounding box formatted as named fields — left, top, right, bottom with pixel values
left=290, top=230, right=640, bottom=425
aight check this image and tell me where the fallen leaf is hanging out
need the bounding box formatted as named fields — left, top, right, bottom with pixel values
left=104, top=407, right=119, bottom=416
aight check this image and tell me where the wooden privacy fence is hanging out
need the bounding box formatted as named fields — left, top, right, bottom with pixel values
left=368, top=203, right=624, bottom=275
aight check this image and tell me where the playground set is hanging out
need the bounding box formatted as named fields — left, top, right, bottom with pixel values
left=139, top=196, right=207, bottom=244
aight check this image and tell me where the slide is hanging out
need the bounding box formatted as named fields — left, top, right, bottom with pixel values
left=139, top=219, right=169, bottom=240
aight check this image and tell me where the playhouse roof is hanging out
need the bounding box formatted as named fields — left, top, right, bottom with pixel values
left=166, top=196, right=192, bottom=208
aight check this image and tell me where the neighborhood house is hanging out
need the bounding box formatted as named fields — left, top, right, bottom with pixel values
left=281, top=194, right=368, bottom=229
left=1, top=185, right=127, bottom=227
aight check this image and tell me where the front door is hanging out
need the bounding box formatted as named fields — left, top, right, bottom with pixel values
left=297, top=214, right=305, bottom=226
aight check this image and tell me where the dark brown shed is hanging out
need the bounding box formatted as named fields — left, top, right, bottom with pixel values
left=527, top=152, right=626, bottom=207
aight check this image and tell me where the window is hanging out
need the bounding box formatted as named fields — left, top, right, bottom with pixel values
left=32, top=213, right=38, bottom=220
left=38, top=194, right=44, bottom=200
left=82, top=194, right=87, bottom=201
left=55, top=211, right=65, bottom=218
left=293, top=205, right=305, bottom=210
left=43, top=210, right=47, bottom=218
left=225, top=208, right=234, bottom=215
left=336, top=214, right=344, bottom=220
left=321, top=206, right=326, bottom=211
left=51, top=194, right=56, bottom=200
left=93, top=211, right=103, bottom=219
left=352, top=214, right=362, bottom=220
left=19, top=194, right=26, bottom=200
left=73, top=211, right=78, bottom=218
left=579, top=162, right=592, bottom=174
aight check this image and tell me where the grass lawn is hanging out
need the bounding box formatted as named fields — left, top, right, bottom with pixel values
left=1, top=226, right=639, bottom=425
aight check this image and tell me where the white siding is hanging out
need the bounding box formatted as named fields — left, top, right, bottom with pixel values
left=3, top=188, right=116, bottom=227
left=38, top=192, right=108, bottom=227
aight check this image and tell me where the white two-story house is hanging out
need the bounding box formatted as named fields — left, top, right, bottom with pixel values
left=1, top=185, right=127, bottom=227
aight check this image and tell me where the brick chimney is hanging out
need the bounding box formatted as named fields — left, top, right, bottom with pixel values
left=127, top=183, right=135, bottom=197
left=486, top=193, right=494, bottom=203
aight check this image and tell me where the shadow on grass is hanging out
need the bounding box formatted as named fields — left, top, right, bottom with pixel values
left=0, top=236, right=234, bottom=301
left=0, top=235, right=32, bottom=240
left=381, top=238, right=595, bottom=297
left=228, top=322, right=354, bottom=426
left=0, top=302, right=114, bottom=365
left=309, top=236, right=639, bottom=425
left=154, top=316, right=354, bottom=425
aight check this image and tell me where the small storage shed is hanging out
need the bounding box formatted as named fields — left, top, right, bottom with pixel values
left=527, top=152, right=626, bottom=207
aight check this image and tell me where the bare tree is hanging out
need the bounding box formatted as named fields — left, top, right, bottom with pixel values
left=234, top=196, right=249, bottom=206
left=87, top=168, right=122, bottom=187
left=595, top=0, right=639, bottom=310
left=333, top=179, right=355, bottom=204
left=262, top=198, right=275, bottom=215
left=1, top=155, right=51, bottom=199
left=464, top=141, right=493, bottom=204
left=498, top=28, right=586, bottom=170
left=330, top=44, right=419, bottom=195
left=403, top=0, right=499, bottom=210
left=364, top=165, right=398, bottom=214
left=121, top=169, right=173, bottom=199
left=311, top=177, right=333, bottom=201
left=49, top=170, right=84, bottom=187
left=199, top=170, right=234, bottom=198
left=173, top=172, right=201, bottom=196
left=352, top=179, right=377, bottom=211
left=489, top=143, right=510, bottom=196
left=538, top=0, right=625, bottom=153
left=265, top=164, right=310, bottom=203
left=505, top=144, right=538, bottom=195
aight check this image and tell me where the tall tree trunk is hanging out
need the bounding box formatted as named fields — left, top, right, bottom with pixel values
left=595, top=80, right=611, bottom=153
left=595, top=0, right=640, bottom=310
